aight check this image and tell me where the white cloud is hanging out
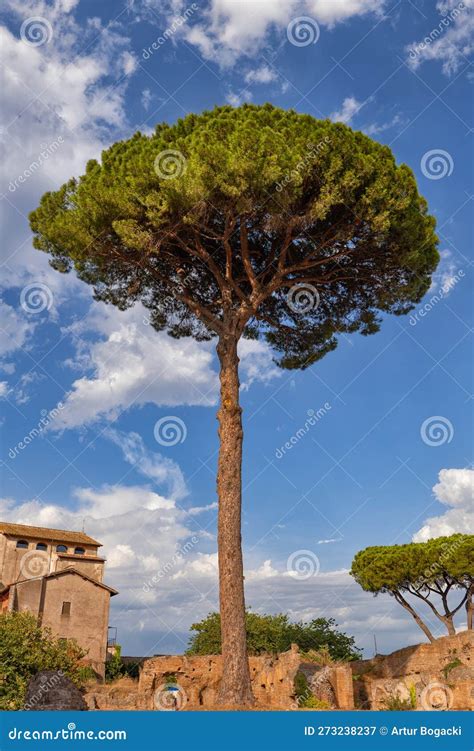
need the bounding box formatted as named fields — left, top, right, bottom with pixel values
left=225, top=89, right=253, bottom=106
left=412, top=468, right=474, bottom=541
left=0, top=301, right=35, bottom=358
left=363, top=113, right=405, bottom=136
left=429, top=249, right=465, bottom=296
left=48, top=301, right=279, bottom=430
left=244, top=65, right=278, bottom=84
left=141, top=88, right=152, bottom=110
left=406, top=0, right=474, bottom=76
left=330, top=96, right=364, bottom=124
left=0, top=1, right=136, bottom=299
left=152, top=0, right=387, bottom=67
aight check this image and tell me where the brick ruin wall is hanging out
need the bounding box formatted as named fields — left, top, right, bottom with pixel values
left=84, top=632, right=473, bottom=711
left=351, top=631, right=474, bottom=710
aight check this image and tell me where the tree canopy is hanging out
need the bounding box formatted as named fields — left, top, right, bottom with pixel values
left=350, top=534, right=474, bottom=642
left=30, top=103, right=438, bottom=370
left=186, top=611, right=361, bottom=661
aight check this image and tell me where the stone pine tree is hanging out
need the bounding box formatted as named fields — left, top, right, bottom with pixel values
left=29, top=104, right=438, bottom=705
left=351, top=535, right=473, bottom=642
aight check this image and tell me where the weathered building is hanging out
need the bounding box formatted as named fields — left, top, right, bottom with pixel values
left=0, top=522, right=117, bottom=678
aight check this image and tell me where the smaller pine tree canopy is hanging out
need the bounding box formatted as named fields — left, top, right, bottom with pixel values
left=350, top=534, right=473, bottom=594
left=29, top=104, right=439, bottom=369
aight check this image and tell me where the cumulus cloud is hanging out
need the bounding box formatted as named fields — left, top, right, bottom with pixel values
left=406, top=0, right=474, bottom=76
left=0, top=301, right=35, bottom=358
left=0, top=0, right=136, bottom=298
left=412, top=468, right=474, bottom=541
left=48, top=302, right=279, bottom=431
left=244, top=65, right=278, bottom=84
left=330, top=96, right=364, bottom=124
left=147, top=0, right=387, bottom=67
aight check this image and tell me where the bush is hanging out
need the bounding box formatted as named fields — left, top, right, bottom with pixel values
left=105, top=645, right=124, bottom=682
left=382, top=692, right=413, bottom=711
left=187, top=612, right=361, bottom=661
left=0, top=611, right=87, bottom=710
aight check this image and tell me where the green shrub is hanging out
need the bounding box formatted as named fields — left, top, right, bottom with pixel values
left=105, top=645, right=124, bottom=682
left=0, top=611, right=86, bottom=710
left=382, top=692, right=413, bottom=711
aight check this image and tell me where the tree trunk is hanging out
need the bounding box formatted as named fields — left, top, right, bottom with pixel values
left=395, top=592, right=436, bottom=643
left=215, top=335, right=254, bottom=706
left=466, top=586, right=473, bottom=630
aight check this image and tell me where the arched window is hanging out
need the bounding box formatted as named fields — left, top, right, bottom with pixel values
left=74, top=547, right=85, bottom=555
left=16, top=540, right=28, bottom=549
left=36, top=543, right=47, bottom=551
left=56, top=544, right=68, bottom=553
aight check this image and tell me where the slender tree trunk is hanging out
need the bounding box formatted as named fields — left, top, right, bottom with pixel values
left=443, top=615, right=456, bottom=636
left=395, top=592, right=436, bottom=643
left=215, top=334, right=254, bottom=706
left=466, top=586, right=473, bottom=630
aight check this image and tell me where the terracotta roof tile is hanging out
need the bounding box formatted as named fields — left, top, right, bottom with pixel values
left=0, top=521, right=101, bottom=546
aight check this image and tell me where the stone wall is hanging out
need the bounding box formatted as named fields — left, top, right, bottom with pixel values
left=138, top=647, right=301, bottom=709
left=351, top=631, right=474, bottom=710
left=85, top=647, right=355, bottom=710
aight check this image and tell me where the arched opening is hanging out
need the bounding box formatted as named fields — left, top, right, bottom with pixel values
left=36, top=542, right=47, bottom=551
left=56, top=544, right=68, bottom=553
left=16, top=540, right=28, bottom=549
left=74, top=547, right=85, bottom=555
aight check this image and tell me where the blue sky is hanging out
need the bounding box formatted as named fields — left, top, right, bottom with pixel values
left=0, top=0, right=473, bottom=658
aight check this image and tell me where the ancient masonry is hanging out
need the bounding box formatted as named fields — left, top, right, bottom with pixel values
left=85, top=633, right=474, bottom=710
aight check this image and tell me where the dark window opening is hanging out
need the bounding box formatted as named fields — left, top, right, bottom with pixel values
left=61, top=602, right=71, bottom=616
left=56, top=545, right=68, bottom=553
left=74, top=547, right=85, bottom=555
left=16, top=540, right=28, bottom=549
left=36, top=542, right=47, bottom=551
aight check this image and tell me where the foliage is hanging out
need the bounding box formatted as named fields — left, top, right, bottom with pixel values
left=186, top=612, right=361, bottom=660
left=30, top=103, right=439, bottom=369
left=442, top=657, right=462, bottom=680
left=301, top=695, right=331, bottom=709
left=0, top=611, right=86, bottom=710
left=382, top=692, right=413, bottom=711
left=303, top=645, right=340, bottom=666
left=350, top=534, right=474, bottom=637
left=105, top=645, right=124, bottom=682
left=409, top=684, right=417, bottom=709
